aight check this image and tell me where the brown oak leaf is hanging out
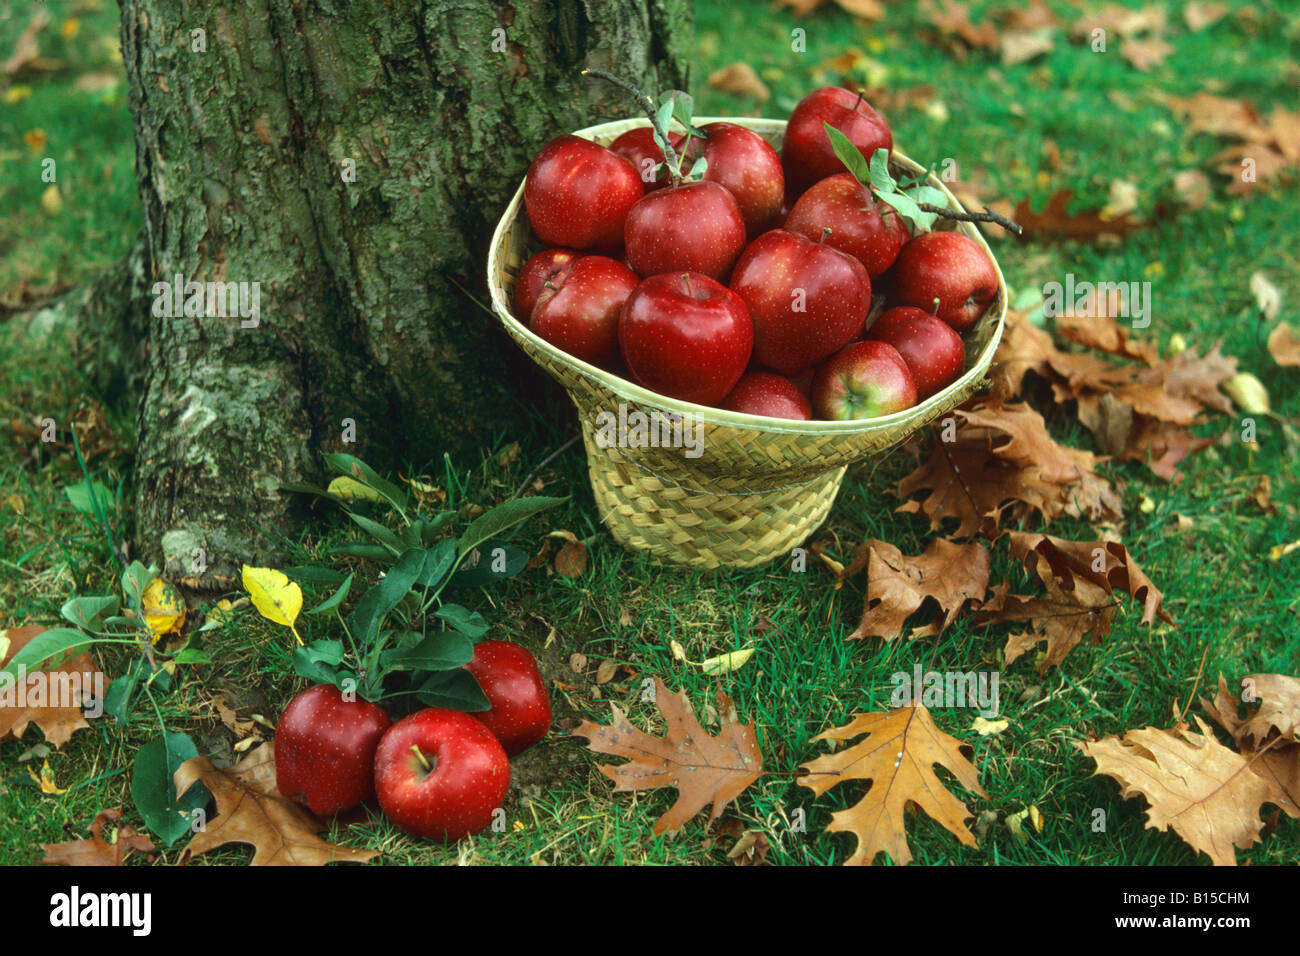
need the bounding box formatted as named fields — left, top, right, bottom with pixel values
left=174, top=744, right=378, bottom=865
left=799, top=705, right=987, bottom=865
left=1267, top=323, right=1300, bottom=367
left=0, top=625, right=97, bottom=748
left=1004, top=189, right=1145, bottom=241
left=706, top=62, right=769, bottom=103
left=1079, top=717, right=1293, bottom=865
left=920, top=0, right=1000, bottom=56
left=572, top=678, right=763, bottom=836
left=39, top=809, right=155, bottom=866
left=848, top=538, right=989, bottom=641
left=974, top=575, right=1116, bottom=671
left=776, top=0, right=886, bottom=20
left=1120, top=36, right=1173, bottom=71
left=1202, top=673, right=1300, bottom=750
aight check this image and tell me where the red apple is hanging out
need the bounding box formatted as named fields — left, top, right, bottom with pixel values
left=867, top=307, right=965, bottom=399
left=373, top=708, right=510, bottom=841
left=782, top=87, right=893, bottom=196
left=812, top=340, right=917, bottom=420
left=889, top=231, right=999, bottom=332
left=624, top=180, right=747, bottom=281
left=728, top=229, right=871, bottom=376
left=680, top=122, right=785, bottom=237
left=619, top=272, right=753, bottom=405
left=524, top=135, right=642, bottom=252
left=530, top=255, right=638, bottom=369
left=463, top=641, right=552, bottom=757
left=275, top=684, right=391, bottom=817
left=784, top=172, right=908, bottom=277
left=609, top=126, right=684, bottom=192
left=719, top=372, right=812, bottom=420
left=513, top=248, right=579, bottom=321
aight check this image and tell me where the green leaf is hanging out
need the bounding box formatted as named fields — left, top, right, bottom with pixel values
left=292, top=639, right=347, bottom=684
left=865, top=147, right=939, bottom=233
left=344, top=511, right=403, bottom=553
left=458, top=496, right=565, bottom=557
left=60, top=595, right=119, bottom=631
left=120, top=561, right=153, bottom=609
left=321, top=453, right=407, bottom=513
left=330, top=542, right=395, bottom=564
left=347, top=548, right=426, bottom=647
left=283, top=565, right=347, bottom=584
left=169, top=647, right=212, bottom=665
left=64, top=478, right=114, bottom=516
left=824, top=122, right=872, bottom=183
left=0, top=627, right=96, bottom=681
left=448, top=541, right=530, bottom=589
left=306, top=572, right=354, bottom=615
left=132, top=732, right=209, bottom=846
left=663, top=89, right=694, bottom=129
left=380, top=631, right=474, bottom=672
left=688, top=156, right=708, bottom=179
left=103, top=675, right=136, bottom=723
left=435, top=603, right=488, bottom=639
left=419, top=513, right=456, bottom=542
left=277, top=481, right=342, bottom=502
left=414, top=669, right=491, bottom=712
left=416, top=539, right=457, bottom=589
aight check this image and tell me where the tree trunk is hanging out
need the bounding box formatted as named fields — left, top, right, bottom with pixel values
left=118, top=0, right=691, bottom=588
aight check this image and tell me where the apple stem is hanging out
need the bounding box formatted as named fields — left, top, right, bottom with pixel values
left=410, top=744, right=434, bottom=774
left=543, top=280, right=556, bottom=291
left=582, top=67, right=684, bottom=187
left=820, top=226, right=833, bottom=244
left=852, top=87, right=867, bottom=111
left=681, top=272, right=694, bottom=297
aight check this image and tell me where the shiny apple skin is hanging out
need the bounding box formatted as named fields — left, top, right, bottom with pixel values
left=811, top=340, right=918, bottom=420
left=609, top=126, right=684, bottom=192
left=524, top=135, right=643, bottom=252
left=624, top=180, right=747, bottom=282
left=681, top=122, right=785, bottom=237
left=513, top=248, right=580, bottom=321
left=782, top=87, right=893, bottom=196
left=719, top=371, right=813, bottom=420
left=785, top=172, right=908, bottom=277
left=530, top=256, right=639, bottom=370
left=888, top=231, right=999, bottom=332
left=866, top=306, right=965, bottom=399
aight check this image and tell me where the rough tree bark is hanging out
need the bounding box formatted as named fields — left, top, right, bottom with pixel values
left=115, top=0, right=691, bottom=588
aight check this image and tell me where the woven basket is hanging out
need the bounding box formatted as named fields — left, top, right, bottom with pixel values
left=487, top=117, right=1008, bottom=568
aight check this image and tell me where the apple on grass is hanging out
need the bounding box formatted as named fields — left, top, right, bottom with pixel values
left=679, top=121, right=785, bottom=237
left=513, top=248, right=579, bottom=321
left=866, top=306, right=965, bottom=399
left=782, top=86, right=893, bottom=197
left=888, top=231, right=998, bottom=332
left=784, top=172, right=908, bottom=278
left=530, top=255, right=639, bottom=370
left=728, top=228, right=871, bottom=376
left=619, top=272, right=753, bottom=406
left=275, top=684, right=391, bottom=817
left=624, top=180, right=747, bottom=281
left=720, top=372, right=812, bottom=420
left=373, top=708, right=510, bottom=842
left=463, top=641, right=552, bottom=757
left=524, top=135, right=643, bottom=252
left=812, top=340, right=917, bottom=420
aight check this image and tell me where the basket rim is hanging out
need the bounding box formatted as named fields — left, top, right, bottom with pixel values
left=487, top=116, right=1008, bottom=436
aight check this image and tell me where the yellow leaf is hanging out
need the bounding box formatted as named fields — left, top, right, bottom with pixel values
left=4, top=493, right=25, bottom=515
left=207, top=597, right=238, bottom=626
left=61, top=19, right=81, bottom=39
left=242, top=565, right=303, bottom=644
left=41, top=184, right=62, bottom=215
left=0, top=635, right=10, bottom=663
left=970, top=716, right=1009, bottom=736
left=669, top=639, right=687, bottom=661
left=141, top=577, right=186, bottom=643
left=1222, top=372, right=1270, bottom=415
left=5, top=85, right=32, bottom=104
left=700, top=648, right=755, bottom=676
left=29, top=760, right=67, bottom=795
left=326, top=475, right=385, bottom=503
left=24, top=129, right=47, bottom=153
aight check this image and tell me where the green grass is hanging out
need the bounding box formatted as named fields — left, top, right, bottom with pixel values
left=1, top=0, right=1298, bottom=866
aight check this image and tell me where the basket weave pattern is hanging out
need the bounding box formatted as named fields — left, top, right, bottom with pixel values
left=488, top=117, right=1008, bottom=568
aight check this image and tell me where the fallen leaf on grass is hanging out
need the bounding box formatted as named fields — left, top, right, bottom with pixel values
left=1003, top=189, right=1145, bottom=241
left=1000, top=30, right=1054, bottom=66
left=1249, top=271, right=1281, bottom=321
left=1079, top=717, right=1292, bottom=866
left=0, top=625, right=95, bottom=748
left=706, top=62, right=769, bottom=104
left=975, top=578, right=1116, bottom=671
left=799, top=704, right=986, bottom=865
left=1202, top=674, right=1300, bottom=750
left=1070, top=4, right=1166, bottom=40
left=1172, top=168, right=1211, bottom=209
left=1267, top=324, right=1300, bottom=368
left=175, top=744, right=377, bottom=865
left=1183, top=2, right=1228, bottom=31
left=572, top=678, right=763, bottom=836
left=848, top=538, right=990, bottom=641
left=920, top=0, right=1000, bottom=59
left=39, top=809, right=154, bottom=866
left=776, top=0, right=886, bottom=20
left=3, top=10, right=61, bottom=76
left=142, top=577, right=186, bottom=643
left=1120, top=36, right=1173, bottom=71
left=242, top=565, right=303, bottom=644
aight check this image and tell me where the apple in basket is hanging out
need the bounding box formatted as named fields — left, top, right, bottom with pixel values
left=811, top=340, right=917, bottom=421
left=513, top=248, right=579, bottom=320
left=866, top=306, right=965, bottom=400
left=624, top=179, right=748, bottom=282
left=782, top=86, right=893, bottom=197
left=523, top=135, right=642, bottom=252
left=530, top=255, right=639, bottom=370
left=719, top=371, right=812, bottom=420
left=784, top=172, right=908, bottom=278
left=679, top=121, right=785, bottom=237
left=618, top=272, right=753, bottom=407
left=609, top=126, right=684, bottom=192
left=887, top=231, right=999, bottom=333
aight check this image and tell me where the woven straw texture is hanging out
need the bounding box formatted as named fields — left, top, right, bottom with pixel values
left=487, top=117, right=1008, bottom=568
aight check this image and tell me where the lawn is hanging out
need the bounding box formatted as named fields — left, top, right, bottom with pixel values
left=1, top=0, right=1297, bottom=866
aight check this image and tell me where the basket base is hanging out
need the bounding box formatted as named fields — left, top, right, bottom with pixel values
left=586, top=438, right=846, bottom=569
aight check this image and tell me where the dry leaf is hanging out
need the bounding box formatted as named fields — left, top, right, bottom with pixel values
left=1000, top=30, right=1054, bottom=66
left=594, top=659, right=619, bottom=685
left=174, top=744, right=377, bottom=865
left=1005, top=189, right=1144, bottom=240
left=1172, top=169, right=1210, bottom=209
left=976, top=577, right=1116, bottom=671
left=1249, top=271, right=1281, bottom=321
left=1070, top=4, right=1166, bottom=39
left=142, top=577, right=186, bottom=643
left=1267, top=323, right=1300, bottom=368
left=1121, top=36, right=1173, bottom=71
left=706, top=62, right=769, bottom=103
left=572, top=679, right=763, bottom=836
left=994, top=0, right=1059, bottom=31
left=848, top=538, right=989, bottom=640
left=0, top=625, right=95, bottom=748
left=1202, top=674, right=1300, bottom=750
left=1183, top=2, right=1228, bottom=31
left=1079, top=717, right=1292, bottom=866
left=799, top=704, right=987, bottom=865
left=554, top=539, right=587, bottom=578
left=776, top=0, right=886, bottom=20
left=39, top=809, right=154, bottom=866
left=921, top=0, right=1000, bottom=55
left=3, top=10, right=59, bottom=77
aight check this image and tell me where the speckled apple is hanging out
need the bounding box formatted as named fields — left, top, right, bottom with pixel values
left=463, top=640, right=552, bottom=757
left=888, top=231, right=999, bottom=332
left=513, top=248, right=579, bottom=321
left=719, top=371, right=812, bottom=420
left=275, top=684, right=391, bottom=817
left=530, top=255, right=638, bottom=369
left=609, top=126, right=683, bottom=192
left=866, top=306, right=965, bottom=399
left=523, top=135, right=642, bottom=252
left=680, top=122, right=785, bottom=237
left=624, top=180, right=747, bottom=282
left=811, top=340, right=917, bottom=420
left=784, top=172, right=908, bottom=277
left=782, top=87, right=893, bottom=196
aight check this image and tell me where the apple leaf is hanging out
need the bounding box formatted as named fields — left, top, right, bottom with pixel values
left=434, top=603, right=488, bottom=639
left=824, top=121, right=872, bottom=182
left=60, top=595, right=119, bottom=632
left=346, top=547, right=426, bottom=647
left=305, top=571, right=354, bottom=615
left=242, top=565, right=303, bottom=645
left=321, top=452, right=408, bottom=515
left=379, top=631, right=474, bottom=672
left=174, top=744, right=378, bottom=865
left=291, top=639, right=351, bottom=686
left=132, top=731, right=209, bottom=846
left=457, top=496, right=565, bottom=557
left=824, top=125, right=947, bottom=232
left=414, top=668, right=491, bottom=712
left=573, top=678, right=764, bottom=836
